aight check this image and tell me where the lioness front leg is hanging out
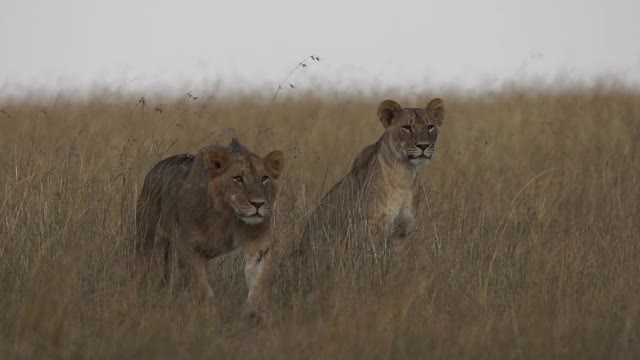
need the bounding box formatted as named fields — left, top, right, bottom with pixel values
left=390, top=209, right=416, bottom=262
left=394, top=208, right=416, bottom=239
left=238, top=236, right=272, bottom=320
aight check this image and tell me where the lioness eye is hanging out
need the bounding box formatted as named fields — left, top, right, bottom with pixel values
left=262, top=176, right=269, bottom=183
left=232, top=176, right=244, bottom=184
left=427, top=125, right=436, bottom=132
left=401, top=125, right=413, bottom=133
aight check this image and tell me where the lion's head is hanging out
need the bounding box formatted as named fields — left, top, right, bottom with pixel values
left=376, top=98, right=445, bottom=166
left=200, top=138, right=284, bottom=225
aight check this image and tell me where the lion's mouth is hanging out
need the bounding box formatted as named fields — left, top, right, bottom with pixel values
left=239, top=213, right=265, bottom=225
left=408, top=154, right=432, bottom=160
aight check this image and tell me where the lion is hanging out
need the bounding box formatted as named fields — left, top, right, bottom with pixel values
left=135, top=138, right=284, bottom=319
left=299, top=98, right=445, bottom=273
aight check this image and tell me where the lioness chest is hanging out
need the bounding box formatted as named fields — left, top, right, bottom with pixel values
left=379, top=188, right=414, bottom=228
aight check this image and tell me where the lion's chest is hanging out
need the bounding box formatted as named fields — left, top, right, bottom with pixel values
left=196, top=225, right=239, bottom=259
left=381, top=189, right=413, bottom=225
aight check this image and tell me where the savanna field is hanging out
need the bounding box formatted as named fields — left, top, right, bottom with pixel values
left=1, top=85, right=639, bottom=359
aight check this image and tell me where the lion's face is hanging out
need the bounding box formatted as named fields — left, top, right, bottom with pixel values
left=377, top=98, right=445, bottom=166
left=202, top=140, right=284, bottom=225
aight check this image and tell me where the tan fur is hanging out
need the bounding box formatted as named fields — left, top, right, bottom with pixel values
left=135, top=138, right=284, bottom=318
left=300, top=98, right=445, bottom=257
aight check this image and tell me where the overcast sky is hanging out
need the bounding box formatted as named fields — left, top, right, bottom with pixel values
left=1, top=0, right=639, bottom=97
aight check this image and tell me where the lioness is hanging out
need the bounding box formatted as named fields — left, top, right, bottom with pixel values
left=135, top=138, right=284, bottom=318
left=300, top=98, right=445, bottom=263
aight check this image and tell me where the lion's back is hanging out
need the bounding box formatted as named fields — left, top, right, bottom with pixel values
left=135, top=154, right=195, bottom=253
left=299, top=144, right=381, bottom=254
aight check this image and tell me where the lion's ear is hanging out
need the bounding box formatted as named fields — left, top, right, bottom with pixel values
left=203, top=147, right=230, bottom=178
left=263, top=150, right=285, bottom=179
left=426, top=98, right=445, bottom=126
left=377, top=99, right=403, bottom=128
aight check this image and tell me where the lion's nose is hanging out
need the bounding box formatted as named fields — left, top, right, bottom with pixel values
left=416, top=143, right=432, bottom=151
left=249, top=199, right=266, bottom=210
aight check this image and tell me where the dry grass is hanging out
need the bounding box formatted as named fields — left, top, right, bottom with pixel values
left=1, top=86, right=639, bottom=359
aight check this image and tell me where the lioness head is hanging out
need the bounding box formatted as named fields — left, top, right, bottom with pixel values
left=377, top=98, right=445, bottom=166
left=201, top=138, right=285, bottom=225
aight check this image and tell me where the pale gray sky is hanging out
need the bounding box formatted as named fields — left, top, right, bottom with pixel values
left=1, top=0, right=639, bottom=97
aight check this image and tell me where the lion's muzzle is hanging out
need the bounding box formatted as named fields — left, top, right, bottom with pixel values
left=238, top=198, right=269, bottom=224
left=407, top=142, right=434, bottom=162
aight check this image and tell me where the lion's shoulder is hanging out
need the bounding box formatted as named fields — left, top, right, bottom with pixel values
left=350, top=142, right=379, bottom=172
left=148, top=154, right=195, bottom=180
left=329, top=135, right=415, bottom=204
left=140, top=153, right=195, bottom=193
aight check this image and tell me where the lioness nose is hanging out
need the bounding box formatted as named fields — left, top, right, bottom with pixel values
left=249, top=199, right=266, bottom=209
left=416, top=143, right=431, bottom=151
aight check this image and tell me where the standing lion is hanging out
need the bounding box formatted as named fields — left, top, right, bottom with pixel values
left=135, top=138, right=284, bottom=319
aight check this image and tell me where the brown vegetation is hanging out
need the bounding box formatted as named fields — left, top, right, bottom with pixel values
left=1, top=86, right=639, bottom=358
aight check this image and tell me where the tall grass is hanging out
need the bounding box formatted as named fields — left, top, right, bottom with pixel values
left=1, top=87, right=639, bottom=359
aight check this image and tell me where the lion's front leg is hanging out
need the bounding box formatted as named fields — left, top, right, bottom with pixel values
left=175, top=242, right=217, bottom=318
left=238, top=235, right=272, bottom=321
left=387, top=207, right=416, bottom=263
left=393, top=206, right=416, bottom=239
left=359, top=214, right=395, bottom=283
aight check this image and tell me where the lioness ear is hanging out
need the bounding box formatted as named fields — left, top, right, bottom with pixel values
left=426, top=98, right=445, bottom=126
left=263, top=150, right=285, bottom=179
left=377, top=99, right=403, bottom=128
left=203, top=147, right=230, bottom=179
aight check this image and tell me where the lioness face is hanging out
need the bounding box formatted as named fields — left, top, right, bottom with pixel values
left=202, top=140, right=284, bottom=225
left=377, top=98, right=445, bottom=166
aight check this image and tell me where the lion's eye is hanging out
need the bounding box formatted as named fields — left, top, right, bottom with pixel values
left=262, top=176, right=270, bottom=183
left=232, top=176, right=244, bottom=184
left=401, top=125, right=413, bottom=133
left=427, top=125, right=436, bottom=132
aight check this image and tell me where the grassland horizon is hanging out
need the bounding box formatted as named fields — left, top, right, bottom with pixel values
left=1, top=84, right=639, bottom=359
